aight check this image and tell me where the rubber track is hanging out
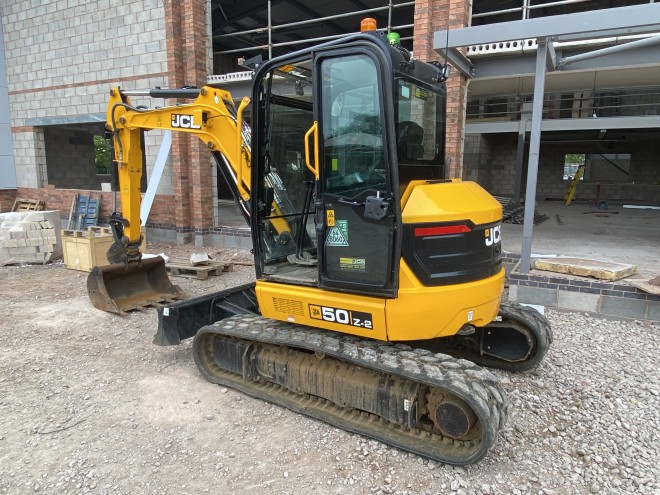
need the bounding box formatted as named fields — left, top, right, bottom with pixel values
left=192, top=315, right=509, bottom=465
left=436, top=301, right=553, bottom=372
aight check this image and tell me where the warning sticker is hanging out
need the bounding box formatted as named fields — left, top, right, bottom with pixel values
left=415, top=87, right=429, bottom=100
left=325, top=220, right=348, bottom=246
left=326, top=209, right=336, bottom=227
left=340, top=257, right=365, bottom=272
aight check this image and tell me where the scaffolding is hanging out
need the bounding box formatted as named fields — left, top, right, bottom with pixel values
left=213, top=0, right=414, bottom=58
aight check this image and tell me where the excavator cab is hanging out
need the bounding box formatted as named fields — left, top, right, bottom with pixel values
left=251, top=32, right=446, bottom=300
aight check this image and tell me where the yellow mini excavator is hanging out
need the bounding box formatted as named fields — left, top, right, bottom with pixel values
left=87, top=28, right=551, bottom=465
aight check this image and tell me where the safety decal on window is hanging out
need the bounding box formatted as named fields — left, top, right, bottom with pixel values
left=325, top=220, right=348, bottom=246
left=339, top=257, right=365, bottom=272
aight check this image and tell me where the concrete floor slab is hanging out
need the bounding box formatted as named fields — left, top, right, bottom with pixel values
left=502, top=201, right=660, bottom=279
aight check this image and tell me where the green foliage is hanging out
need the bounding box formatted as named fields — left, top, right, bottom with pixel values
left=564, top=153, right=585, bottom=166
left=94, top=135, right=111, bottom=174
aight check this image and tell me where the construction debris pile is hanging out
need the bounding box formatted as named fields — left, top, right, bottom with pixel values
left=500, top=198, right=549, bottom=225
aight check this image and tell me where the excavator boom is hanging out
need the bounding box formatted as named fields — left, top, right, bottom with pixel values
left=87, top=87, right=252, bottom=314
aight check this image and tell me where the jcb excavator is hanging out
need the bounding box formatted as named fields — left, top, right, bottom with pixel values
left=87, top=27, right=551, bottom=465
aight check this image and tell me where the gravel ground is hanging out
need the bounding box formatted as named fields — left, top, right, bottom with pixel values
left=0, top=244, right=658, bottom=495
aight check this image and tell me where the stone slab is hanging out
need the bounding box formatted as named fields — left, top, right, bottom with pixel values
left=532, top=257, right=637, bottom=282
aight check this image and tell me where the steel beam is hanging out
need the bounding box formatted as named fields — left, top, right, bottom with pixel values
left=465, top=43, right=660, bottom=79
left=558, top=35, right=660, bottom=67
left=519, top=39, right=549, bottom=275
left=466, top=115, right=660, bottom=134
left=437, top=47, right=475, bottom=78
left=512, top=118, right=527, bottom=204
left=434, top=4, right=660, bottom=49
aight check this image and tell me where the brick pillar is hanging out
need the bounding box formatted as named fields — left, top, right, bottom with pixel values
left=164, top=0, right=213, bottom=237
left=414, top=0, right=470, bottom=179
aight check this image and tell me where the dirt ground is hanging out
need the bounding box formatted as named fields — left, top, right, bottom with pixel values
left=0, top=243, right=658, bottom=495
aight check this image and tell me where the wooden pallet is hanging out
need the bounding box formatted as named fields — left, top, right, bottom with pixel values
left=166, top=258, right=235, bottom=280
left=11, top=198, right=44, bottom=212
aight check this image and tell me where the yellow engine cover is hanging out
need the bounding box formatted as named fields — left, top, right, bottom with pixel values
left=257, top=179, right=504, bottom=342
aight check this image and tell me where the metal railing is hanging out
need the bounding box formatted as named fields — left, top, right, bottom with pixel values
left=213, top=1, right=414, bottom=57
left=466, top=85, right=660, bottom=121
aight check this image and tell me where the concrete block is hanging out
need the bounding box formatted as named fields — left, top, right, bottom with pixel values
left=16, top=238, right=27, bottom=247
left=557, top=291, right=600, bottom=313
left=24, top=212, right=45, bottom=222
left=27, top=229, right=42, bottom=238
left=190, top=252, right=210, bottom=265
left=647, top=301, right=660, bottom=322
left=508, top=285, right=519, bottom=301
left=517, top=286, right=558, bottom=307
left=10, top=230, right=26, bottom=239
left=26, top=238, right=40, bottom=247
left=600, top=296, right=647, bottom=319
left=3, top=239, right=18, bottom=248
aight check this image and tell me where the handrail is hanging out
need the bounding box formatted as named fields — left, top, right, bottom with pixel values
left=304, top=121, right=320, bottom=181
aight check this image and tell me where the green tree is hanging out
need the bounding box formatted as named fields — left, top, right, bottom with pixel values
left=94, top=135, right=111, bottom=174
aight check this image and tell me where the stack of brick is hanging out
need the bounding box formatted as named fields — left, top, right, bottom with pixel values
left=0, top=211, right=63, bottom=266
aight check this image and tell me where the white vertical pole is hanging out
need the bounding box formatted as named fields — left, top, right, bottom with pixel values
left=140, top=131, right=172, bottom=226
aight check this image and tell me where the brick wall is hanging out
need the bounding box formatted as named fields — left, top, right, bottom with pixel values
left=413, top=0, right=470, bottom=179
left=463, top=134, right=495, bottom=186
left=465, top=133, right=660, bottom=204
left=164, top=0, right=214, bottom=231
left=2, top=1, right=170, bottom=195
left=0, top=189, right=17, bottom=212
left=44, top=126, right=105, bottom=190
left=15, top=186, right=178, bottom=228
left=2, top=0, right=204, bottom=235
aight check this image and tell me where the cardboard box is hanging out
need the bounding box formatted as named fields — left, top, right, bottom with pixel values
left=62, top=227, right=146, bottom=272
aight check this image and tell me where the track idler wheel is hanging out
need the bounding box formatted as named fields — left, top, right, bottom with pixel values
left=417, top=302, right=552, bottom=372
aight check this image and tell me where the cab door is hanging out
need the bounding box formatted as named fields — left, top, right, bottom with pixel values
left=314, top=49, right=399, bottom=297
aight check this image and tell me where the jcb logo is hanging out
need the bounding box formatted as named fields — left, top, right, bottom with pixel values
left=171, top=114, right=201, bottom=129
left=485, top=225, right=501, bottom=247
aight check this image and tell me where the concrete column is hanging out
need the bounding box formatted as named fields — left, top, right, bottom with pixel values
left=0, top=15, right=17, bottom=189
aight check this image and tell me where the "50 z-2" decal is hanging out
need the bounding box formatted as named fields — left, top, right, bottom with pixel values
left=309, top=304, right=373, bottom=329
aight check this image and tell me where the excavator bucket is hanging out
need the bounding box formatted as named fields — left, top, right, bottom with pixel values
left=87, top=256, right=183, bottom=314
